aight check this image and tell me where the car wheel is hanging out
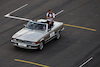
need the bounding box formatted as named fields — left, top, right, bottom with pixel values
left=38, top=42, right=44, bottom=51
left=56, top=31, right=61, bottom=40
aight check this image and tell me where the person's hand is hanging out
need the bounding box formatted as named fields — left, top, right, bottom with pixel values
left=51, top=14, right=53, bottom=17
left=49, top=22, right=52, bottom=24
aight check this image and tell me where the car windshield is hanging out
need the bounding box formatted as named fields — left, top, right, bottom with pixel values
left=26, top=22, right=46, bottom=31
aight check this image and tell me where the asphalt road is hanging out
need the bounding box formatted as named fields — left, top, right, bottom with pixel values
left=0, top=0, right=100, bottom=67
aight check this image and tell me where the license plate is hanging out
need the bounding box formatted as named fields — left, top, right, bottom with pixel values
left=18, top=43, right=26, bottom=47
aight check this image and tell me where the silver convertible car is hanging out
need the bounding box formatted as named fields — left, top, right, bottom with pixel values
left=11, top=19, right=64, bottom=50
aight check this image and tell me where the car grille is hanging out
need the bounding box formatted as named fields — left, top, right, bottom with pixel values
left=16, top=39, right=32, bottom=44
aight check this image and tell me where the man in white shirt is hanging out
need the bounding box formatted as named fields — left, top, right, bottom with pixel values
left=46, top=9, right=55, bottom=29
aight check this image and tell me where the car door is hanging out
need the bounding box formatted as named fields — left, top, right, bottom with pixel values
left=44, top=30, right=56, bottom=43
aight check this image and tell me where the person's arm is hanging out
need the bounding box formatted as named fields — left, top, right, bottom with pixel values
left=51, top=13, right=55, bottom=22
left=48, top=13, right=55, bottom=24
left=47, top=16, right=52, bottom=19
left=47, top=15, right=53, bottom=19
left=46, top=13, right=53, bottom=19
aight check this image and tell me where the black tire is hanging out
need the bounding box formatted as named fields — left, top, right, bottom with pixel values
left=38, top=42, right=44, bottom=51
left=55, top=31, right=61, bottom=40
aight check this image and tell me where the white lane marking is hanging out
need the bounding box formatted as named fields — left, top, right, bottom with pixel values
left=79, top=57, right=93, bottom=67
left=4, top=4, right=32, bottom=21
left=4, top=3, right=63, bottom=21
left=55, top=10, right=64, bottom=16
left=5, top=15, right=32, bottom=21
left=8, top=4, right=28, bottom=15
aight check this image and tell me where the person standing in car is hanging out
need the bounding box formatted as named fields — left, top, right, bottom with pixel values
left=46, top=9, right=55, bottom=29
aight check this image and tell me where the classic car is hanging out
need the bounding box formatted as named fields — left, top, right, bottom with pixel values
left=11, top=19, right=64, bottom=50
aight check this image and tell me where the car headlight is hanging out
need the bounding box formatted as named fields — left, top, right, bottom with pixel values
left=32, top=42, right=38, bottom=44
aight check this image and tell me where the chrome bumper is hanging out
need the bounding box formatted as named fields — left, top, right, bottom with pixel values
left=11, top=40, right=39, bottom=49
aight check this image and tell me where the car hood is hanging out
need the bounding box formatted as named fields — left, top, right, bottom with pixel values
left=12, top=28, right=47, bottom=42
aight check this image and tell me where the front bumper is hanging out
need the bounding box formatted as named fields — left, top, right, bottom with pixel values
left=11, top=40, right=39, bottom=49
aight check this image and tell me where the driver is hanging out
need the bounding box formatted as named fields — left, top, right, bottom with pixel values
left=46, top=9, right=55, bottom=30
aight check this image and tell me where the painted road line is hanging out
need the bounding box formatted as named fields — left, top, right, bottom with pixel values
left=55, top=10, right=64, bottom=16
left=4, top=4, right=32, bottom=21
left=5, top=14, right=32, bottom=21
left=79, top=57, right=93, bottom=67
left=8, top=4, right=28, bottom=15
left=15, top=59, right=50, bottom=67
left=64, top=24, right=96, bottom=31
